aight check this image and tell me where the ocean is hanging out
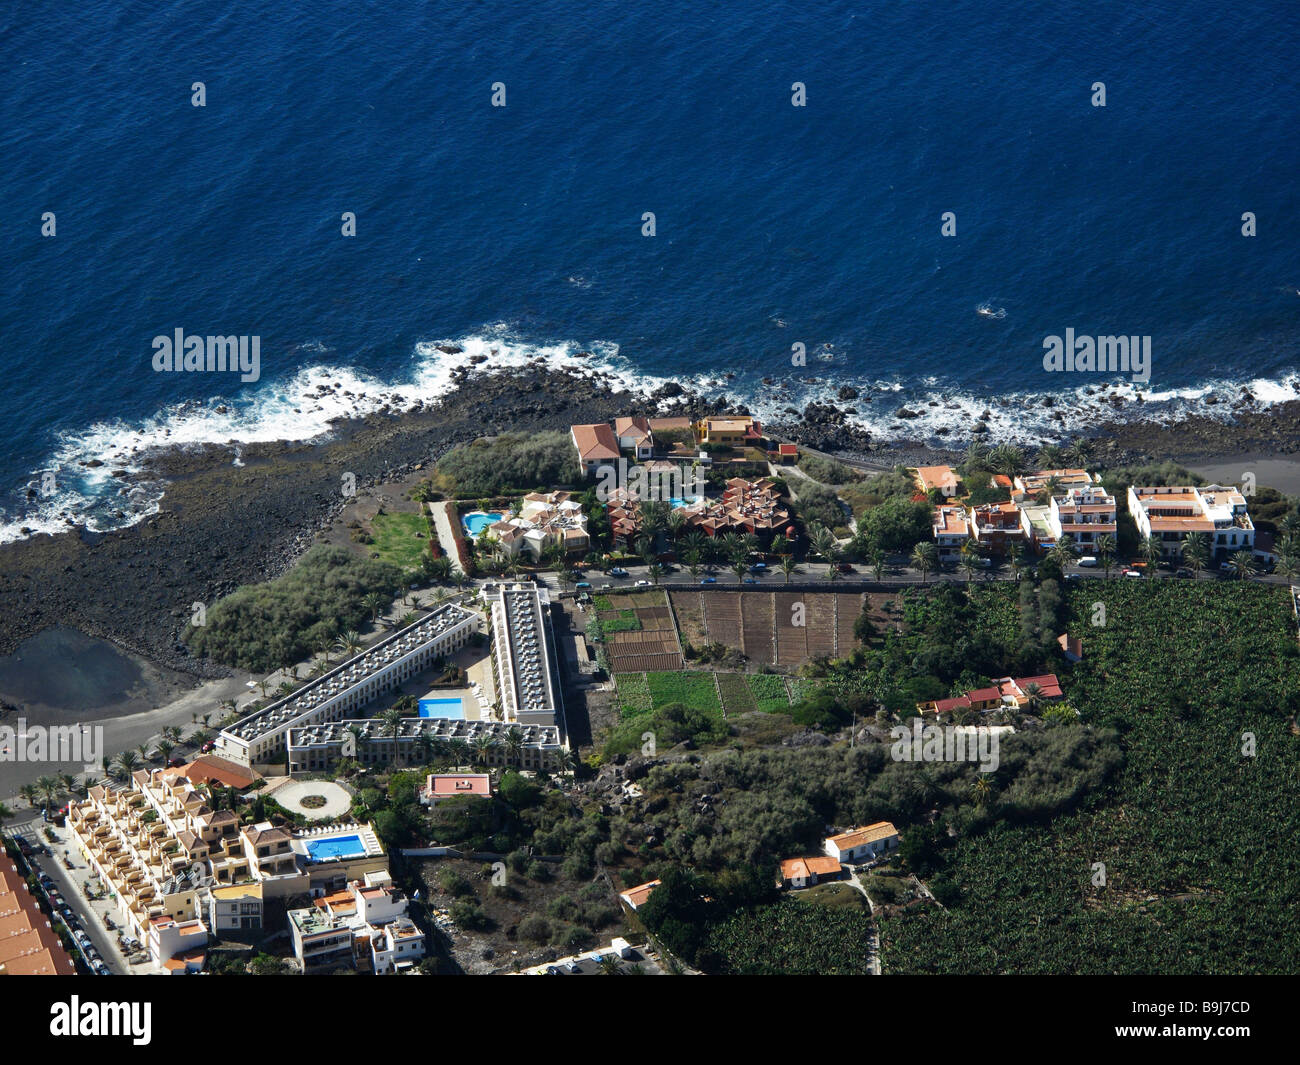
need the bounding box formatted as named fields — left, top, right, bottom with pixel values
left=0, top=0, right=1297, bottom=541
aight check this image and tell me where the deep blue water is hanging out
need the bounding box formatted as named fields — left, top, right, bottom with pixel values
left=1, top=0, right=1297, bottom=538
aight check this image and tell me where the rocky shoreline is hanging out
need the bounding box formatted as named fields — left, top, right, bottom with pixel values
left=2, top=365, right=1299, bottom=679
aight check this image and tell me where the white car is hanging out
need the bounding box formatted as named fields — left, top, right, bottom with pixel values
left=1077, top=556, right=1098, bottom=567
left=634, top=579, right=651, bottom=587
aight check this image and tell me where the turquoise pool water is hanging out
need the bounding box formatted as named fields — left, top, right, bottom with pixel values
left=306, top=835, right=366, bottom=861
left=462, top=512, right=503, bottom=537
left=669, top=496, right=702, bottom=509
left=419, top=697, right=465, bottom=719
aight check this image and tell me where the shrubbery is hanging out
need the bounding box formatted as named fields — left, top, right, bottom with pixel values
left=433, top=431, right=578, bottom=497
left=185, top=545, right=402, bottom=672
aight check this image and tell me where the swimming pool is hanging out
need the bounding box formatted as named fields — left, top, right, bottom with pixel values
left=462, top=512, right=503, bottom=537
left=305, top=835, right=366, bottom=861
left=419, top=697, right=465, bottom=719
left=669, top=496, right=702, bottom=509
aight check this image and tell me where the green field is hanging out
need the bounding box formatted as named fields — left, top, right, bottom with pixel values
left=615, top=671, right=724, bottom=720
left=879, top=581, right=1300, bottom=974
left=614, top=672, right=652, bottom=719
left=369, top=511, right=430, bottom=571
left=715, top=673, right=757, bottom=715
left=747, top=674, right=795, bottom=713
left=706, top=898, right=875, bottom=975
left=646, top=671, right=722, bottom=715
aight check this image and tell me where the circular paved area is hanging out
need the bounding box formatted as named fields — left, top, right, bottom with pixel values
left=274, top=780, right=352, bottom=820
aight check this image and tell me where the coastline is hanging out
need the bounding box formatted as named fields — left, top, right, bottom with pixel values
left=2, top=367, right=1299, bottom=683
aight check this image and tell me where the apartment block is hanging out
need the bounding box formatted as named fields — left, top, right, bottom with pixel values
left=1127, top=484, right=1255, bottom=558
left=1048, top=485, right=1117, bottom=553
left=288, top=871, right=425, bottom=974
left=288, top=716, right=565, bottom=774
left=216, top=603, right=479, bottom=768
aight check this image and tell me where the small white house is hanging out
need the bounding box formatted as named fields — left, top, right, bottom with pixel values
left=824, top=822, right=899, bottom=864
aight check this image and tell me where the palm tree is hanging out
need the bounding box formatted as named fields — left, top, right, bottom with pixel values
left=365, top=592, right=389, bottom=625
left=1229, top=548, right=1257, bottom=580
left=648, top=563, right=664, bottom=585
left=731, top=561, right=748, bottom=583
left=871, top=550, right=886, bottom=582
left=1065, top=437, right=1092, bottom=468
left=1139, top=534, right=1163, bottom=569
left=1049, top=534, right=1078, bottom=571
left=19, top=783, right=38, bottom=808
left=112, top=750, right=140, bottom=782
left=155, top=739, right=175, bottom=764
left=35, top=775, right=61, bottom=816
left=959, top=550, right=979, bottom=585
left=989, top=444, right=1027, bottom=477
left=971, top=775, right=992, bottom=807
left=504, top=726, right=525, bottom=769
left=471, top=734, right=494, bottom=768
left=1008, top=543, right=1028, bottom=581
left=1036, top=443, right=1065, bottom=470
left=1022, top=681, right=1045, bottom=715
left=910, top=542, right=938, bottom=583
left=780, top=555, right=798, bottom=584
left=808, top=524, right=838, bottom=566
left=1095, top=534, right=1116, bottom=578
left=963, top=440, right=991, bottom=472
left=335, top=630, right=363, bottom=660
left=1180, top=532, right=1209, bottom=579
left=0, top=802, right=12, bottom=828
left=380, top=707, right=405, bottom=768
left=1277, top=542, right=1300, bottom=581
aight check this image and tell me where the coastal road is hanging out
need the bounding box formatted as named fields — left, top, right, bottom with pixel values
left=530, top=558, right=1285, bottom=592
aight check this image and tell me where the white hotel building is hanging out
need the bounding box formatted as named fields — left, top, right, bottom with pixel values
left=1127, top=484, right=1255, bottom=559
left=486, top=582, right=562, bottom=730
left=216, top=602, right=479, bottom=769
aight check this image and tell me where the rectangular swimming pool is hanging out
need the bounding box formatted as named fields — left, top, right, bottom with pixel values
left=305, top=835, right=366, bottom=861
left=419, top=697, right=465, bottom=719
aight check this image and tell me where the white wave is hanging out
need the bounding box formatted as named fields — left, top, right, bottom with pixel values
left=2, top=324, right=1298, bottom=543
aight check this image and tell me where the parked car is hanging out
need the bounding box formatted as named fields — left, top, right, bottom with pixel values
left=200, top=741, right=215, bottom=754
left=1076, top=556, right=1098, bottom=567
left=751, top=562, right=767, bottom=572
left=94, top=962, right=111, bottom=976
left=609, top=567, right=629, bottom=578
left=700, top=577, right=716, bottom=584
left=742, top=577, right=757, bottom=584
left=574, top=581, right=592, bottom=590
left=1122, top=568, right=1143, bottom=578
left=836, top=563, right=854, bottom=573
left=634, top=579, right=651, bottom=587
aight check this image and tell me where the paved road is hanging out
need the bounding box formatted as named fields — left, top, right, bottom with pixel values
left=8, top=812, right=128, bottom=974
left=532, top=558, right=1283, bottom=591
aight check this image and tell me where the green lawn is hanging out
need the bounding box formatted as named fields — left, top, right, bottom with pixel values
left=369, top=511, right=430, bottom=571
